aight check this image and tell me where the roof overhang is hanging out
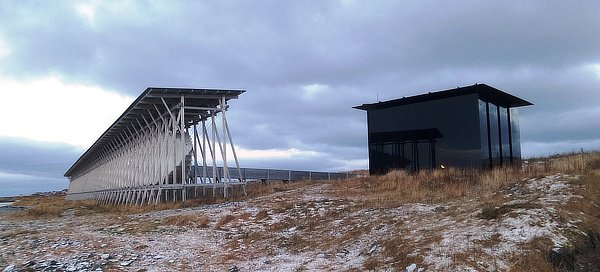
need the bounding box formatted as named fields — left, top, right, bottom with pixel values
left=354, top=84, right=533, bottom=111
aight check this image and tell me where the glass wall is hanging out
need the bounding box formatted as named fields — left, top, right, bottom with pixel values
left=499, top=106, right=511, bottom=163
left=365, top=93, right=525, bottom=174
left=365, top=90, right=526, bottom=174
left=368, top=129, right=442, bottom=174
left=478, top=100, right=522, bottom=169
left=487, top=103, right=500, bottom=166
left=510, top=108, right=521, bottom=162
left=479, top=100, right=490, bottom=168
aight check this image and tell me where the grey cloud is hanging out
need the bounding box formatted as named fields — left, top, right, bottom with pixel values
left=0, top=137, right=82, bottom=177
left=0, top=137, right=82, bottom=196
left=0, top=0, right=599, bottom=196
left=0, top=176, right=68, bottom=197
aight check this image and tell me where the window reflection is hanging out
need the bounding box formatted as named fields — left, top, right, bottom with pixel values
left=488, top=103, right=500, bottom=166
left=499, top=106, right=510, bottom=163
left=510, top=108, right=521, bottom=163
left=369, top=128, right=443, bottom=174
left=479, top=100, right=490, bottom=168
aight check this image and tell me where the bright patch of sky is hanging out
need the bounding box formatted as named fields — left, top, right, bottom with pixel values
left=301, top=83, right=330, bottom=99
left=523, top=139, right=600, bottom=158
left=587, top=63, right=600, bottom=79
left=0, top=39, right=8, bottom=57
left=75, top=3, right=96, bottom=26
left=0, top=77, right=133, bottom=147
left=0, top=171, right=34, bottom=181
left=237, top=147, right=320, bottom=159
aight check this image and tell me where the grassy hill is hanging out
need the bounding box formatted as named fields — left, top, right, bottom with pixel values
left=1, top=152, right=599, bottom=271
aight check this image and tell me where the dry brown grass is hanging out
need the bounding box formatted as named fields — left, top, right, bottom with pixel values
left=1, top=179, right=318, bottom=221
left=254, top=209, right=270, bottom=221
left=331, top=152, right=600, bottom=209
left=540, top=154, right=600, bottom=271
left=479, top=201, right=542, bottom=220
left=215, top=214, right=236, bottom=230
left=508, top=237, right=556, bottom=272
left=326, top=152, right=600, bottom=270
left=0, top=228, right=39, bottom=239
left=165, top=213, right=211, bottom=228
left=331, top=167, right=524, bottom=207
left=5, top=152, right=600, bottom=270
left=4, top=194, right=91, bottom=219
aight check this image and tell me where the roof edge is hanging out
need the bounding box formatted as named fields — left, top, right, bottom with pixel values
left=354, top=84, right=533, bottom=111
left=64, top=87, right=246, bottom=178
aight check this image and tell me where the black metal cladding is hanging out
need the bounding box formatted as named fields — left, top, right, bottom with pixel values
left=354, top=84, right=532, bottom=175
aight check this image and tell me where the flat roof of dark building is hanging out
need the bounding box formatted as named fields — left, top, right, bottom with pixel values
left=353, top=83, right=533, bottom=111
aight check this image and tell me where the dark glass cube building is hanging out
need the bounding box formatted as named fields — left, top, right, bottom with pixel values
left=354, top=84, right=533, bottom=175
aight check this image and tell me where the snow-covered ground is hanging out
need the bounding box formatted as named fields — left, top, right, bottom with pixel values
left=0, top=173, right=588, bottom=271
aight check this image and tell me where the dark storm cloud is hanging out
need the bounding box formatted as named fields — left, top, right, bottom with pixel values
left=0, top=137, right=83, bottom=196
left=0, top=137, right=81, bottom=177
left=0, top=0, right=600, bottom=196
left=3, top=1, right=600, bottom=87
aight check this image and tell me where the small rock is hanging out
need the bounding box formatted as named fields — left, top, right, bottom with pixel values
left=368, top=244, right=380, bottom=254
left=120, top=260, right=134, bottom=266
left=29, top=238, right=42, bottom=249
left=101, top=254, right=111, bottom=260
left=2, top=265, right=16, bottom=272
left=264, top=260, right=271, bottom=264
left=336, top=248, right=349, bottom=255
left=148, top=238, right=155, bottom=242
left=23, top=260, right=36, bottom=267
left=229, top=265, right=239, bottom=272
left=433, top=206, right=447, bottom=213
left=168, top=259, right=175, bottom=263
left=79, top=261, right=91, bottom=269
left=91, top=262, right=102, bottom=270
left=407, top=264, right=424, bottom=272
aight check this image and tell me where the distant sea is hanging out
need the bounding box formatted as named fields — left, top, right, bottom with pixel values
left=0, top=202, right=14, bottom=207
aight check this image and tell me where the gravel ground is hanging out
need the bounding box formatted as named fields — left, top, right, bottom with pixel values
left=0, top=174, right=592, bottom=271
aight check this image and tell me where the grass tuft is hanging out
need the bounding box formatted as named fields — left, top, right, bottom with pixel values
left=479, top=202, right=542, bottom=220
left=215, top=214, right=236, bottom=230
left=165, top=214, right=211, bottom=228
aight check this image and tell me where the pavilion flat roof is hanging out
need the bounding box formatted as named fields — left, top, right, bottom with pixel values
left=64, top=87, right=245, bottom=178
left=353, top=83, right=533, bottom=111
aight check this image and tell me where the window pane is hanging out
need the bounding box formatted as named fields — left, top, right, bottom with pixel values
left=510, top=108, right=521, bottom=161
left=499, top=106, right=510, bottom=164
left=479, top=100, right=490, bottom=168
left=488, top=103, right=500, bottom=166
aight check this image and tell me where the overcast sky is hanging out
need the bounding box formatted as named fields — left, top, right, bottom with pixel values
left=1, top=1, right=599, bottom=196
